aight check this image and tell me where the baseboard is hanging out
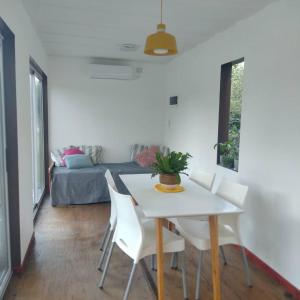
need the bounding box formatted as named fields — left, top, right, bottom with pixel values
left=33, top=190, right=49, bottom=224
left=236, top=245, right=300, bottom=300
left=13, top=233, right=35, bottom=274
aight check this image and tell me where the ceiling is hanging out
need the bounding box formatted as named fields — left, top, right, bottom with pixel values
left=22, top=0, right=277, bottom=63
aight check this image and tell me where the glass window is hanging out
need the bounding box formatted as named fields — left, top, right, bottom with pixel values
left=30, top=70, right=45, bottom=209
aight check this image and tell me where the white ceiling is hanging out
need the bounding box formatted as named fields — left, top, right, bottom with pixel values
left=22, top=0, right=277, bottom=63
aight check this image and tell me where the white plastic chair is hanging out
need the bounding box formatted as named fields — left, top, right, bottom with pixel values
left=168, top=170, right=216, bottom=226
left=175, top=180, right=252, bottom=300
left=98, top=184, right=188, bottom=300
left=168, top=170, right=216, bottom=268
left=189, top=169, right=216, bottom=191
left=98, top=170, right=148, bottom=271
left=98, top=170, right=118, bottom=269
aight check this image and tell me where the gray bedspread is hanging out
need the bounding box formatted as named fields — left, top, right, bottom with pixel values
left=51, top=162, right=153, bottom=206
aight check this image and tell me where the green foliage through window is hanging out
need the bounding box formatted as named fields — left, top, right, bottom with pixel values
left=228, top=61, right=244, bottom=162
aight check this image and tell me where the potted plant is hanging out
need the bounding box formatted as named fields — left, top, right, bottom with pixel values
left=214, top=141, right=233, bottom=168
left=231, top=145, right=239, bottom=170
left=151, top=151, right=192, bottom=189
left=229, top=125, right=240, bottom=171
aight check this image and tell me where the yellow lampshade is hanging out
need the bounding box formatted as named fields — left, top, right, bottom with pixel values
left=144, top=23, right=177, bottom=56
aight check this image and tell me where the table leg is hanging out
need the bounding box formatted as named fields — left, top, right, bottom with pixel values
left=156, top=218, right=165, bottom=300
left=209, top=215, right=221, bottom=300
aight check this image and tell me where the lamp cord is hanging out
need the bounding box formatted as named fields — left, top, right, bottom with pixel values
left=160, top=0, right=163, bottom=24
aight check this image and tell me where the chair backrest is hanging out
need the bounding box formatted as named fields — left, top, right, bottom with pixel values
left=216, top=180, right=248, bottom=208
left=105, top=169, right=117, bottom=190
left=109, top=185, right=143, bottom=261
left=189, top=170, right=216, bottom=191
left=105, top=170, right=117, bottom=227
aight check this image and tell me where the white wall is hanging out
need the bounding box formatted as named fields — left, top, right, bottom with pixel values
left=0, top=0, right=47, bottom=261
left=48, top=56, right=166, bottom=162
left=164, top=0, right=300, bottom=289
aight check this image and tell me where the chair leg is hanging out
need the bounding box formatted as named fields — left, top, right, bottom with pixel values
left=123, top=262, right=138, bottom=300
left=195, top=251, right=203, bottom=300
left=241, top=246, right=252, bottom=287
left=151, top=255, right=156, bottom=271
left=180, top=252, right=188, bottom=300
left=99, top=223, right=110, bottom=251
left=98, top=229, right=113, bottom=271
left=170, top=227, right=180, bottom=269
left=220, top=246, right=228, bottom=265
left=170, top=252, right=178, bottom=269
left=98, top=242, right=115, bottom=289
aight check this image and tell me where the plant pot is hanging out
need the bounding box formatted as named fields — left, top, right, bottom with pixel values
left=159, top=174, right=180, bottom=190
left=222, top=156, right=234, bottom=169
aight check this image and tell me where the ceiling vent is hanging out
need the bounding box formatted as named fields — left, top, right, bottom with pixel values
left=119, top=43, right=139, bottom=52
left=89, top=64, right=143, bottom=80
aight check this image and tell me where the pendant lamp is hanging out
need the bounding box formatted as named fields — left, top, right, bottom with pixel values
left=144, top=0, right=177, bottom=56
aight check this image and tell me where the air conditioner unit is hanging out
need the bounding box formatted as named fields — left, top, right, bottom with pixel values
left=89, top=64, right=142, bottom=80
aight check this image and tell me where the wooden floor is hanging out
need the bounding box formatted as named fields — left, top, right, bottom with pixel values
left=4, top=198, right=288, bottom=300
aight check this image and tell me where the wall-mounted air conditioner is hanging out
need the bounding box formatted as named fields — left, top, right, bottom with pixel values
left=89, top=64, right=142, bottom=80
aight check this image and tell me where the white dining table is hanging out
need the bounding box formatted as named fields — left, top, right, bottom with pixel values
left=120, top=174, right=243, bottom=300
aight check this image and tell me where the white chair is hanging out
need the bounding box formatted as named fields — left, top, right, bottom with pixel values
left=98, top=170, right=148, bottom=271
left=98, top=170, right=118, bottom=270
left=98, top=184, right=188, bottom=300
left=169, top=170, right=216, bottom=226
left=189, top=169, right=216, bottom=191
left=175, top=180, right=252, bottom=300
left=168, top=170, right=216, bottom=268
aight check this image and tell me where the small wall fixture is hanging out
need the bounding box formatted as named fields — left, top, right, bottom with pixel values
left=144, top=0, right=177, bottom=56
left=169, top=96, right=178, bottom=105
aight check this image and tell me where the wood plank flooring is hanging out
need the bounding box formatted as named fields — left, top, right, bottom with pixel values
left=4, top=198, right=289, bottom=300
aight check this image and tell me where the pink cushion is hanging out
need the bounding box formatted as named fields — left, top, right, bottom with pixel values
left=61, top=148, right=84, bottom=166
left=135, top=146, right=159, bottom=167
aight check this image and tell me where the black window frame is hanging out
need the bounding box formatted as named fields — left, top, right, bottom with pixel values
left=216, top=57, right=244, bottom=171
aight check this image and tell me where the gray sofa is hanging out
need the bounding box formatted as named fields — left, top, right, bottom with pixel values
left=49, top=144, right=169, bottom=206
left=50, top=162, right=153, bottom=206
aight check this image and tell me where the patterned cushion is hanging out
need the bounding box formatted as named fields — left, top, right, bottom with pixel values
left=158, top=145, right=170, bottom=157
left=130, top=144, right=170, bottom=161
left=51, top=145, right=103, bottom=166
left=78, top=145, right=102, bottom=165
left=135, top=146, right=159, bottom=167
left=51, top=146, right=77, bottom=167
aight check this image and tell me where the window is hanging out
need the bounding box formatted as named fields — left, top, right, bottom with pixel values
left=30, top=67, right=45, bottom=210
left=216, top=58, right=244, bottom=171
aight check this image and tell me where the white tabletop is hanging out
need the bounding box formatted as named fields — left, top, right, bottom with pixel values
left=120, top=174, right=243, bottom=218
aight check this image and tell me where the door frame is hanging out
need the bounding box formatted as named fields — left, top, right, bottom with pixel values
left=29, top=58, right=49, bottom=221
left=0, top=33, right=12, bottom=299
left=0, top=17, right=21, bottom=270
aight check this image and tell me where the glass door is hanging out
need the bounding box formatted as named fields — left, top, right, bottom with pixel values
left=30, top=70, right=45, bottom=209
left=0, top=37, right=11, bottom=299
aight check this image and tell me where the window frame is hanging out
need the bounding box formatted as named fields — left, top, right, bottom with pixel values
left=29, top=58, right=49, bottom=220
left=217, top=57, right=244, bottom=171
